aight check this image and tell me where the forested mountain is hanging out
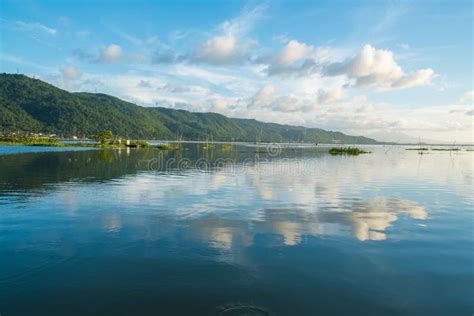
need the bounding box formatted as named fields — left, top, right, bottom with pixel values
left=0, top=74, right=377, bottom=144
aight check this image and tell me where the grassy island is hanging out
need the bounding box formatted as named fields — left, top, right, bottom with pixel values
left=329, top=147, right=370, bottom=156
left=406, top=148, right=429, bottom=151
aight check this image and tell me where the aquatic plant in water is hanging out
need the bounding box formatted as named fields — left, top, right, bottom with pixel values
left=329, top=147, right=370, bottom=155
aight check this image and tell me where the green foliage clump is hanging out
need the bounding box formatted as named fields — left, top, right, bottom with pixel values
left=221, top=143, right=234, bottom=151
left=329, top=147, right=370, bottom=156
left=127, top=140, right=150, bottom=148
left=95, top=130, right=113, bottom=145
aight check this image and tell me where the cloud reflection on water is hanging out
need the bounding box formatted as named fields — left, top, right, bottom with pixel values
left=4, top=146, right=471, bottom=249
left=100, top=150, right=434, bottom=244
left=186, top=196, right=427, bottom=250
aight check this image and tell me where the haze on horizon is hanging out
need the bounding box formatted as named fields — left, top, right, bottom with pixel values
left=0, top=0, right=472, bottom=143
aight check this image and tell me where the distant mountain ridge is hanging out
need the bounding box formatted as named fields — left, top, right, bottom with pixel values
left=0, top=74, right=378, bottom=144
left=368, top=131, right=443, bottom=145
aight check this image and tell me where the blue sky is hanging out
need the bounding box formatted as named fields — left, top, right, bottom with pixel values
left=0, top=0, right=472, bottom=142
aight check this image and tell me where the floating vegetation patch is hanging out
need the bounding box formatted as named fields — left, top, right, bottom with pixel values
left=156, top=144, right=179, bottom=150
left=221, top=144, right=234, bottom=151
left=329, top=147, right=370, bottom=156
left=126, top=140, right=150, bottom=148
left=431, top=148, right=460, bottom=151
left=406, top=148, right=429, bottom=151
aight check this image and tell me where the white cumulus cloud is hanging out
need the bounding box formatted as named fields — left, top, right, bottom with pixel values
left=325, top=44, right=435, bottom=90
left=188, top=5, right=265, bottom=66
left=192, top=35, right=255, bottom=65
left=98, top=44, right=123, bottom=63
left=277, top=40, right=311, bottom=65
left=265, top=40, right=330, bottom=77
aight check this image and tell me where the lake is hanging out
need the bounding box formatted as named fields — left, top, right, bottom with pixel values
left=0, top=144, right=472, bottom=315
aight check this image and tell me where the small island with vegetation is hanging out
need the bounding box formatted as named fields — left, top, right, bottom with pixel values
left=329, top=147, right=371, bottom=156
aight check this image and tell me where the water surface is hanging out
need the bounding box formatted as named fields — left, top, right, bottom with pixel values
left=0, top=145, right=472, bottom=315
left=0, top=145, right=97, bottom=155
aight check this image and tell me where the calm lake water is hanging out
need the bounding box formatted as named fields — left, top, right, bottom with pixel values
left=0, top=144, right=473, bottom=315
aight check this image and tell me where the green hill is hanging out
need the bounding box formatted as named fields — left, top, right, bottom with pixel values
left=0, top=74, right=377, bottom=144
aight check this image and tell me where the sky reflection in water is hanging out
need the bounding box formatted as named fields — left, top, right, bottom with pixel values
left=0, top=145, right=472, bottom=315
